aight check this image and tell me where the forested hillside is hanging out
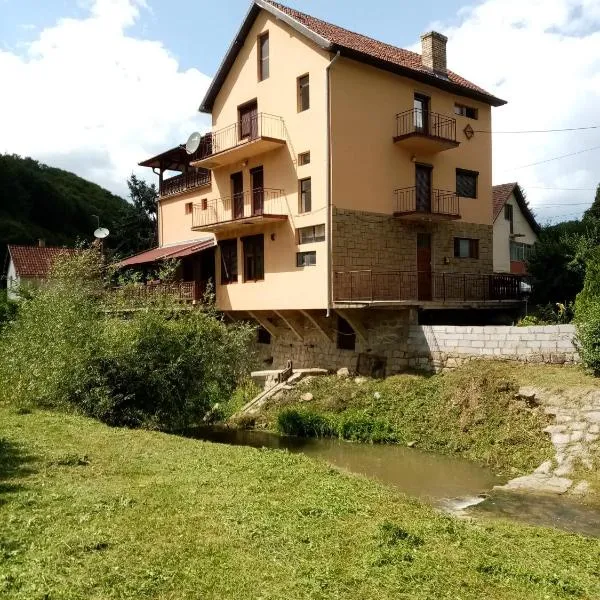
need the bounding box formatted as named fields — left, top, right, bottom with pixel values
left=0, top=154, right=156, bottom=270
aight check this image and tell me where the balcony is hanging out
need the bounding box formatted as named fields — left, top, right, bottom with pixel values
left=393, top=187, right=460, bottom=220
left=113, top=281, right=202, bottom=306
left=160, top=170, right=211, bottom=198
left=394, top=109, right=459, bottom=154
left=192, top=188, right=288, bottom=233
left=190, top=113, right=287, bottom=170
left=334, top=271, right=524, bottom=305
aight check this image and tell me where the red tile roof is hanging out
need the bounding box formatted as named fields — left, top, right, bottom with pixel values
left=264, top=0, right=500, bottom=101
left=493, top=182, right=518, bottom=221
left=8, top=245, right=78, bottom=279
left=117, top=239, right=215, bottom=268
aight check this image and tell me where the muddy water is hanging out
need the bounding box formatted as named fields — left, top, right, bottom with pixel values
left=183, top=426, right=600, bottom=537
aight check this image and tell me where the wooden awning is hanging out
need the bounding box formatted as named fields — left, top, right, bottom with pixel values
left=117, top=238, right=215, bottom=268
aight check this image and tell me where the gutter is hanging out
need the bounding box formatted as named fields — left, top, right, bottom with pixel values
left=326, top=51, right=341, bottom=318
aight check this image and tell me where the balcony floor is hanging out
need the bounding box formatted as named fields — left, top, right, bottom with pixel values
left=393, top=211, right=460, bottom=221
left=393, top=133, right=459, bottom=154
left=191, top=137, right=286, bottom=170
left=192, top=213, right=288, bottom=234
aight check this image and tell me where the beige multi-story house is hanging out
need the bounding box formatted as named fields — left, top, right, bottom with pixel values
left=125, top=0, right=524, bottom=374
left=492, top=183, right=540, bottom=275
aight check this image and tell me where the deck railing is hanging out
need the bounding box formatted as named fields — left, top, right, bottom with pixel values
left=393, top=187, right=460, bottom=217
left=192, top=188, right=286, bottom=229
left=160, top=170, right=211, bottom=198
left=192, top=113, right=286, bottom=160
left=114, top=281, right=201, bottom=305
left=334, top=271, right=524, bottom=303
left=395, top=109, right=457, bottom=142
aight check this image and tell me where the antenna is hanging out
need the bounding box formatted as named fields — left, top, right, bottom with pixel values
left=186, top=132, right=202, bottom=155
left=94, top=227, right=110, bottom=240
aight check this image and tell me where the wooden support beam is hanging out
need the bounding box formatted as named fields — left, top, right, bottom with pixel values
left=248, top=311, right=280, bottom=339
left=301, top=310, right=333, bottom=343
left=335, top=309, right=368, bottom=345
left=274, top=311, right=304, bottom=342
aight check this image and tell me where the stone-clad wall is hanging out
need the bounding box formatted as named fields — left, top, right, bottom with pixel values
left=407, top=324, right=580, bottom=371
left=254, top=316, right=579, bottom=375
left=332, top=208, right=494, bottom=275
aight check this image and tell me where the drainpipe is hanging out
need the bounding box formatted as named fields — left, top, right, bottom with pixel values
left=326, top=51, right=341, bottom=318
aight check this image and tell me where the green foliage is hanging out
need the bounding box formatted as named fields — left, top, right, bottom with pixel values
left=0, top=154, right=155, bottom=267
left=583, top=183, right=600, bottom=221
left=575, top=249, right=600, bottom=374
left=0, top=249, right=255, bottom=430
left=0, top=290, right=18, bottom=329
left=518, top=302, right=573, bottom=326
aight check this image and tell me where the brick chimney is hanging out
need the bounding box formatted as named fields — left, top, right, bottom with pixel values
left=421, top=31, right=448, bottom=76
left=38, top=239, right=46, bottom=248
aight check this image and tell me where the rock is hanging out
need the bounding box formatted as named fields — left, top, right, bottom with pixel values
left=499, top=474, right=573, bottom=495
left=373, top=392, right=382, bottom=400
left=570, top=430, right=585, bottom=443
left=550, top=433, right=571, bottom=446
left=407, top=441, right=417, bottom=448
left=585, top=411, right=600, bottom=423
left=589, top=424, right=600, bottom=434
left=337, top=368, right=350, bottom=378
left=354, top=377, right=367, bottom=385
left=544, top=424, right=567, bottom=434
left=301, top=393, right=314, bottom=402
left=534, top=460, right=553, bottom=475
left=571, top=481, right=591, bottom=496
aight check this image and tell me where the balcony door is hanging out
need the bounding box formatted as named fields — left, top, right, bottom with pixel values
left=414, top=93, right=430, bottom=135
left=251, top=166, right=264, bottom=216
left=417, top=233, right=432, bottom=301
left=231, top=172, right=244, bottom=220
left=239, top=100, right=258, bottom=141
left=415, top=164, right=432, bottom=212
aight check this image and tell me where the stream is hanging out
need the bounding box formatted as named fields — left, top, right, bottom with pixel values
left=183, top=426, right=600, bottom=537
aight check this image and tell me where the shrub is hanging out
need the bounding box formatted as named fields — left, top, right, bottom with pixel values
left=277, top=408, right=337, bottom=438
left=575, top=251, right=600, bottom=374
left=0, top=248, right=255, bottom=429
left=0, top=290, right=18, bottom=330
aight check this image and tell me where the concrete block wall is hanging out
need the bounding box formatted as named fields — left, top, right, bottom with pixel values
left=407, top=324, right=580, bottom=371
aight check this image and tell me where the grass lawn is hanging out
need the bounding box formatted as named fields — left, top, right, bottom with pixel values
left=2, top=404, right=600, bottom=599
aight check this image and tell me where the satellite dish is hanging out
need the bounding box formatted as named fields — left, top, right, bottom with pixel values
left=94, top=227, right=110, bottom=240
left=186, top=131, right=202, bottom=155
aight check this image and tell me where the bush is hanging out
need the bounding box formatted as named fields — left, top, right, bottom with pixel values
left=277, top=408, right=338, bottom=438
left=575, top=251, right=600, bottom=374
left=0, top=248, right=255, bottom=429
left=0, top=290, right=17, bottom=329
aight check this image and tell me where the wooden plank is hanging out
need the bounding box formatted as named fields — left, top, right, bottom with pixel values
left=301, top=310, right=333, bottom=343
left=274, top=310, right=304, bottom=342
left=248, top=311, right=280, bottom=339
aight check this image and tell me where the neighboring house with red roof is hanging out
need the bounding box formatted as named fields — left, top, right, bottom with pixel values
left=492, top=183, right=540, bottom=275
left=6, top=243, right=78, bottom=300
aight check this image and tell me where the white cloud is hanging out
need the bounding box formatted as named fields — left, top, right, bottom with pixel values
left=0, top=0, right=210, bottom=197
left=430, top=0, right=600, bottom=223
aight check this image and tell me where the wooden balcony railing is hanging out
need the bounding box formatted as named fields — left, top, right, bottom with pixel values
left=192, top=188, right=286, bottom=229
left=191, top=113, right=286, bottom=160
left=334, top=271, right=524, bottom=303
left=160, top=170, right=211, bottom=198
left=393, top=187, right=460, bottom=218
left=113, top=281, right=201, bottom=305
left=395, top=109, right=457, bottom=142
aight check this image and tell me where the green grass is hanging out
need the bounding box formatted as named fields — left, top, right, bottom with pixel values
left=1, top=404, right=600, bottom=599
left=258, top=362, right=556, bottom=476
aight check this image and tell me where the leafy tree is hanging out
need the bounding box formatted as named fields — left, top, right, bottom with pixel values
left=583, top=184, right=600, bottom=221
left=575, top=248, right=600, bottom=374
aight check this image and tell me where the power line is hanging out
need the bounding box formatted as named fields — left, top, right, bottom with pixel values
left=476, top=125, right=600, bottom=134
left=524, top=186, right=598, bottom=191
left=506, top=144, right=600, bottom=171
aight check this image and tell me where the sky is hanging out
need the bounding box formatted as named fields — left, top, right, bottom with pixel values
left=1, top=0, right=600, bottom=224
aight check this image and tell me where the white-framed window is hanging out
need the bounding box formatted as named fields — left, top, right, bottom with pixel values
left=296, top=251, right=316, bottom=267
left=298, top=224, right=325, bottom=244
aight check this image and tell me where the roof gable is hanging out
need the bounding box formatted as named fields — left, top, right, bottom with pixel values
left=8, top=245, right=78, bottom=279
left=200, top=0, right=506, bottom=113
left=492, top=183, right=541, bottom=235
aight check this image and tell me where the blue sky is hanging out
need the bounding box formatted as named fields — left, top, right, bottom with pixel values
left=1, top=0, right=467, bottom=73
left=1, top=0, right=599, bottom=223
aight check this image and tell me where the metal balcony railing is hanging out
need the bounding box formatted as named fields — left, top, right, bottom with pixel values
left=393, top=187, right=460, bottom=217
left=160, top=170, right=211, bottom=198
left=395, top=109, right=457, bottom=142
left=334, top=271, right=524, bottom=303
left=113, top=281, right=201, bottom=304
left=192, top=188, right=286, bottom=229
left=191, top=113, right=286, bottom=160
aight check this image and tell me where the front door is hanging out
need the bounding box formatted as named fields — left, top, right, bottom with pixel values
left=414, top=94, right=430, bottom=134
left=239, top=100, right=258, bottom=141
left=231, top=172, right=244, bottom=220
left=417, top=233, right=432, bottom=301
left=251, top=166, right=264, bottom=216
left=415, top=164, right=432, bottom=213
